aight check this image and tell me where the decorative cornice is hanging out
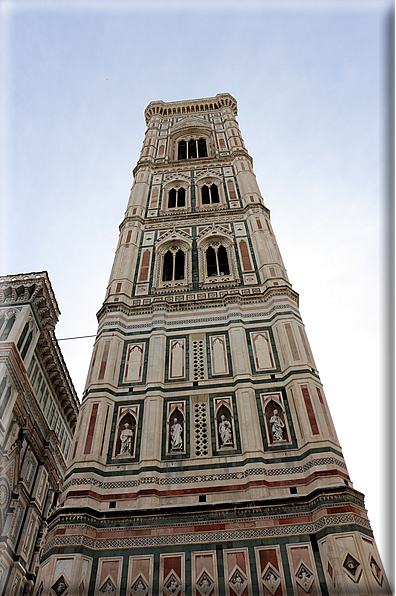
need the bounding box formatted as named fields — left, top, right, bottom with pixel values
left=0, top=272, right=79, bottom=429
left=144, top=93, right=237, bottom=125
left=47, top=486, right=367, bottom=532
left=97, top=285, right=299, bottom=324
left=0, top=271, right=59, bottom=330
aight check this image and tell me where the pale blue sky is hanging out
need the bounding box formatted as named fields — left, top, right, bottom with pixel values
left=1, top=0, right=393, bottom=577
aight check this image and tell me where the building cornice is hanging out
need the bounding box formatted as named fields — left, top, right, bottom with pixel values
left=144, top=93, right=237, bottom=125
left=0, top=272, right=79, bottom=429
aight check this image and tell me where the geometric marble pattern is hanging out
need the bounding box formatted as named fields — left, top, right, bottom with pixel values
left=62, top=456, right=347, bottom=491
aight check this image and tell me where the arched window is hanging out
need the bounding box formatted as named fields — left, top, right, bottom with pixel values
left=168, top=188, right=176, bottom=208
left=162, top=249, right=185, bottom=282
left=177, top=138, right=208, bottom=160
left=168, top=188, right=185, bottom=208
left=201, top=184, right=219, bottom=205
left=178, top=140, right=186, bottom=160
left=188, top=139, right=197, bottom=159
left=206, top=245, right=229, bottom=277
left=198, top=138, right=207, bottom=157
left=0, top=315, right=16, bottom=341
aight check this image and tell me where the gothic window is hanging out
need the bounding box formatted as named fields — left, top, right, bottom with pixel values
left=0, top=380, right=12, bottom=419
left=188, top=139, right=197, bottom=159
left=201, top=184, right=219, bottom=205
left=162, top=249, right=185, bottom=282
left=198, top=138, right=207, bottom=157
left=0, top=314, right=16, bottom=341
left=168, top=187, right=185, bottom=208
left=206, top=245, right=230, bottom=277
left=17, top=323, right=29, bottom=350
left=21, top=331, right=33, bottom=360
left=178, top=140, right=186, bottom=160
left=16, top=319, right=33, bottom=360
left=177, top=138, right=207, bottom=160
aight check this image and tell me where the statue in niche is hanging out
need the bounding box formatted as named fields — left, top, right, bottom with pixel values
left=170, top=418, right=183, bottom=451
left=119, top=422, right=134, bottom=455
left=270, top=409, right=284, bottom=442
left=219, top=414, right=233, bottom=446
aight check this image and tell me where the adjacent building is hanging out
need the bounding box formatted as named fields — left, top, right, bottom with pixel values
left=34, top=94, right=390, bottom=595
left=0, top=272, right=79, bottom=595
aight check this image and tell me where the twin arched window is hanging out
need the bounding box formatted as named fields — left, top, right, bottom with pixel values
left=162, top=249, right=185, bottom=282
left=167, top=182, right=220, bottom=210
left=206, top=245, right=230, bottom=277
left=201, top=184, right=219, bottom=204
left=178, top=138, right=207, bottom=160
left=168, top=188, right=185, bottom=208
left=161, top=244, right=230, bottom=283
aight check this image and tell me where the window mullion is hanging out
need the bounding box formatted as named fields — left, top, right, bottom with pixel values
left=172, top=252, right=176, bottom=281
left=215, top=248, right=220, bottom=276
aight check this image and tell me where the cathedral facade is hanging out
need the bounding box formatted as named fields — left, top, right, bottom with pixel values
left=0, top=272, right=79, bottom=595
left=34, top=94, right=389, bottom=595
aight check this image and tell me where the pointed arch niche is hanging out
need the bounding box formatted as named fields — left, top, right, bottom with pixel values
left=115, top=410, right=137, bottom=458
left=259, top=392, right=293, bottom=449
left=163, top=399, right=188, bottom=458
left=211, top=396, right=239, bottom=455
left=152, top=233, right=193, bottom=292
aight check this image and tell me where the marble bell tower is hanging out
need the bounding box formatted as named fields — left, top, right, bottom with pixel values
left=34, top=94, right=390, bottom=596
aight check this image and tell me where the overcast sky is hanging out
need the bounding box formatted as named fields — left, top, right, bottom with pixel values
left=0, top=0, right=393, bottom=579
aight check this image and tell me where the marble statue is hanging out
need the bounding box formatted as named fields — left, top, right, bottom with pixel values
left=120, top=423, right=134, bottom=455
left=270, top=409, right=284, bottom=441
left=170, top=418, right=183, bottom=451
left=219, top=415, right=232, bottom=446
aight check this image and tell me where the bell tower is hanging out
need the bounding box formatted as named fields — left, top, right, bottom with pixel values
left=34, top=94, right=390, bottom=596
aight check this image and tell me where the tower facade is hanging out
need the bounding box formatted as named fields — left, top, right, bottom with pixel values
left=35, top=94, right=389, bottom=596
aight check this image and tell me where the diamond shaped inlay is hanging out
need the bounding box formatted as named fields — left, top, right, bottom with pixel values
left=295, top=562, right=314, bottom=593
left=132, top=574, right=149, bottom=596
left=196, top=570, right=214, bottom=595
left=369, top=556, right=383, bottom=586
left=229, top=567, right=247, bottom=596
left=51, top=575, right=68, bottom=596
left=342, top=553, right=362, bottom=583
left=100, top=578, right=116, bottom=595
left=262, top=563, right=281, bottom=596
left=164, top=573, right=181, bottom=596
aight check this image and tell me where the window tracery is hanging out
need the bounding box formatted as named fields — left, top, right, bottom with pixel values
left=201, top=184, right=219, bottom=205
left=162, top=248, right=185, bottom=282
left=168, top=187, right=185, bottom=208
left=197, top=231, right=239, bottom=288
left=161, top=180, right=190, bottom=213
left=152, top=235, right=193, bottom=292
left=195, top=176, right=224, bottom=209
